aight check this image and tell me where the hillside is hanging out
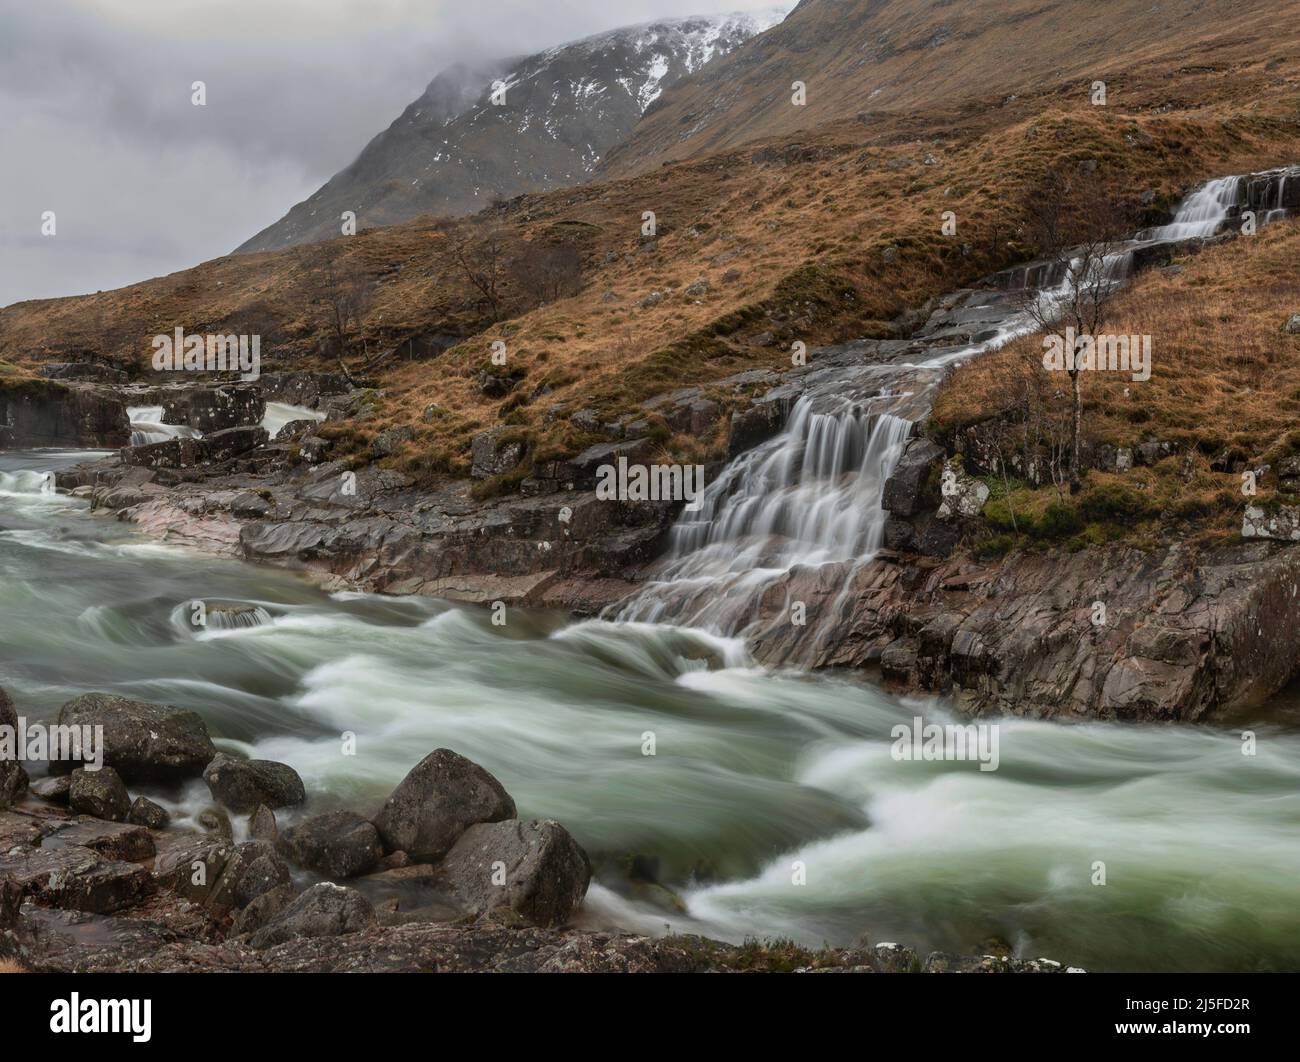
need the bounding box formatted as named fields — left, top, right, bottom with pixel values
left=237, top=10, right=788, bottom=254
left=600, top=0, right=1298, bottom=177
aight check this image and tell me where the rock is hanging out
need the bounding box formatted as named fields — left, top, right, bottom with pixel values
left=0, top=761, right=27, bottom=811
left=1242, top=504, right=1300, bottom=541
left=638, top=291, right=664, bottom=309
left=470, top=426, right=526, bottom=480
left=0, top=687, right=16, bottom=730
left=248, top=804, right=278, bottom=841
left=55, top=693, right=216, bottom=782
left=373, top=749, right=516, bottom=863
left=248, top=882, right=375, bottom=949
left=275, top=419, right=316, bottom=442
left=29, top=775, right=71, bottom=803
left=127, top=796, right=169, bottom=829
left=198, top=806, right=234, bottom=840
left=882, top=438, right=942, bottom=516
left=48, top=819, right=155, bottom=861
left=1284, top=314, right=1300, bottom=335
left=120, top=425, right=269, bottom=469
left=563, top=438, right=656, bottom=490
left=231, top=883, right=297, bottom=936
left=728, top=399, right=788, bottom=458
left=0, top=380, right=131, bottom=449
left=371, top=425, right=415, bottom=457
left=0, top=845, right=151, bottom=914
left=936, top=461, right=990, bottom=521
left=432, top=819, right=591, bottom=927
left=230, top=491, right=272, bottom=518
left=684, top=278, right=710, bottom=297
left=477, top=371, right=513, bottom=398
left=203, top=752, right=305, bottom=813
left=69, top=767, right=131, bottom=822
left=154, top=838, right=290, bottom=915
left=162, top=385, right=265, bottom=432
left=278, top=811, right=384, bottom=879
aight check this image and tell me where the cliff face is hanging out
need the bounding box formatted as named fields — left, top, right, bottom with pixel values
left=0, top=379, right=130, bottom=450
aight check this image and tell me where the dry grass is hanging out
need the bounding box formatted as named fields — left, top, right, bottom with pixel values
left=934, top=216, right=1300, bottom=547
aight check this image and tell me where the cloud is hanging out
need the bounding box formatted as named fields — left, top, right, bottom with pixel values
left=0, top=0, right=781, bottom=305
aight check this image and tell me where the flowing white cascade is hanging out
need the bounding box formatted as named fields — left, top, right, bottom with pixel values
left=205, top=605, right=273, bottom=631
left=0, top=469, right=55, bottom=496
left=262, top=401, right=325, bottom=438
left=1149, top=175, right=1243, bottom=240
left=126, top=406, right=200, bottom=447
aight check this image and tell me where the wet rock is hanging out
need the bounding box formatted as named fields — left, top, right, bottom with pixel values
left=275, top=419, right=317, bottom=442
left=49, top=818, right=155, bottom=861
left=882, top=438, right=942, bottom=516
left=198, top=806, right=234, bottom=840
left=231, top=883, right=297, bottom=936
left=56, top=693, right=216, bottom=783
left=373, top=749, right=516, bottom=863
left=0, top=380, right=130, bottom=449
left=154, top=837, right=289, bottom=915
left=69, top=767, right=131, bottom=822
left=0, top=845, right=151, bottom=913
left=278, top=811, right=384, bottom=879
left=127, top=796, right=169, bottom=830
left=203, top=752, right=305, bottom=813
left=249, top=882, right=375, bottom=949
left=230, top=491, right=272, bottom=518
left=29, top=775, right=71, bottom=804
left=0, top=761, right=27, bottom=811
left=162, top=385, right=265, bottom=432
left=431, top=819, right=591, bottom=927
left=248, top=804, right=277, bottom=842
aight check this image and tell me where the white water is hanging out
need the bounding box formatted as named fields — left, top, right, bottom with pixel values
left=126, top=401, right=322, bottom=445
left=1149, top=175, right=1243, bottom=240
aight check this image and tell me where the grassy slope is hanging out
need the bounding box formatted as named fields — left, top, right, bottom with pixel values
left=932, top=217, right=1300, bottom=553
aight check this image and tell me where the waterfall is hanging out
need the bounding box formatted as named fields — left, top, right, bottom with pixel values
left=1149, top=175, right=1243, bottom=240
left=126, top=406, right=201, bottom=447
left=204, top=605, right=273, bottom=631
left=0, top=469, right=56, bottom=496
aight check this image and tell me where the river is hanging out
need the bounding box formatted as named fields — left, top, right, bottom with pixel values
left=3, top=447, right=1299, bottom=971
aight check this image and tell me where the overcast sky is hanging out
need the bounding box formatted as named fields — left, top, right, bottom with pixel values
left=0, top=0, right=783, bottom=307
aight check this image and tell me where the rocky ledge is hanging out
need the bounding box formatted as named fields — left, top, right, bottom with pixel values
left=0, top=686, right=1076, bottom=973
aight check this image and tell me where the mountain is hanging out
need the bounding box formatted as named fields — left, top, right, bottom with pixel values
left=236, top=9, right=789, bottom=254
left=599, top=0, right=1291, bottom=177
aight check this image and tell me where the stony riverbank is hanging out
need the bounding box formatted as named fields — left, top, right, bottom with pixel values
left=0, top=686, right=1079, bottom=973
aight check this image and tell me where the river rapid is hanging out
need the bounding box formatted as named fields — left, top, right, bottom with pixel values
left=3, top=448, right=1299, bottom=971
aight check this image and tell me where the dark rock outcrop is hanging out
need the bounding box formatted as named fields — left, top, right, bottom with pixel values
left=248, top=882, right=375, bottom=949
left=56, top=694, right=216, bottom=782
left=68, top=767, right=131, bottom=823
left=203, top=753, right=306, bottom=813
left=162, top=385, right=265, bottom=432
left=373, top=749, right=516, bottom=863
left=0, top=379, right=130, bottom=449
left=431, top=818, right=591, bottom=926
left=278, top=811, right=384, bottom=879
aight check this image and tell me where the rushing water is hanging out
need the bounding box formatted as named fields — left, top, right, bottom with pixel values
left=4, top=171, right=1298, bottom=971
left=3, top=449, right=1300, bottom=971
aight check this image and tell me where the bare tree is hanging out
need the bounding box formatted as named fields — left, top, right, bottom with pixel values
left=452, top=227, right=508, bottom=321
left=511, top=242, right=583, bottom=307
left=1017, top=168, right=1131, bottom=491
left=301, top=245, right=374, bottom=372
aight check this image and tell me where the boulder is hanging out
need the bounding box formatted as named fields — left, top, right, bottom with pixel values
left=373, top=749, right=516, bottom=863
left=936, top=461, right=990, bottom=521
left=69, top=767, right=131, bottom=822
left=203, top=752, right=305, bottom=813
left=230, top=883, right=297, bottom=936
left=432, top=819, right=591, bottom=927
left=1242, top=504, right=1300, bottom=541
left=56, top=693, right=216, bottom=782
left=471, top=426, right=526, bottom=480
left=29, top=775, right=70, bottom=804
left=248, top=882, right=375, bottom=949
left=882, top=439, right=943, bottom=516
left=278, top=811, right=384, bottom=879
left=0, top=761, right=27, bottom=811
left=1284, top=313, right=1300, bottom=335
left=162, top=385, right=265, bottom=431
left=127, top=796, right=170, bottom=830
left=154, top=838, right=290, bottom=915
left=48, top=819, right=154, bottom=861
left=372, top=425, right=415, bottom=457
left=0, top=845, right=151, bottom=913
left=248, top=804, right=278, bottom=841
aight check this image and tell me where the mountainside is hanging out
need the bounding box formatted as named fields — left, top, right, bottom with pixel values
left=600, top=0, right=1294, bottom=177
left=237, top=10, right=788, bottom=255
